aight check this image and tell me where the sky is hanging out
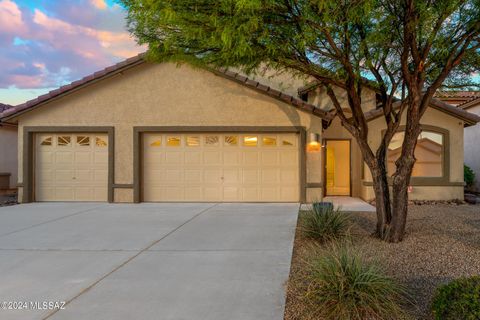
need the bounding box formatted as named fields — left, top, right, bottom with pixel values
left=0, top=0, right=145, bottom=105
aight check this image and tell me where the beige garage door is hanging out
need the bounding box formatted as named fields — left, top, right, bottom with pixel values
left=35, top=133, right=109, bottom=201
left=143, top=133, right=300, bottom=202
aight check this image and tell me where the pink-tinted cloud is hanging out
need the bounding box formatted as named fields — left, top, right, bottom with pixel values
left=0, top=0, right=145, bottom=92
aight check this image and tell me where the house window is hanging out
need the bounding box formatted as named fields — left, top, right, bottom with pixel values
left=243, top=136, right=258, bottom=146
left=58, top=136, right=71, bottom=146
left=387, top=130, right=444, bottom=177
left=77, top=136, right=90, bottom=146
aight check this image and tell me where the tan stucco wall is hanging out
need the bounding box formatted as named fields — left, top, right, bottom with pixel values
left=0, top=125, right=18, bottom=189
left=15, top=62, right=325, bottom=203
left=361, top=107, right=465, bottom=201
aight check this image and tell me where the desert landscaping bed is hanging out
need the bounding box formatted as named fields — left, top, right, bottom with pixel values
left=284, top=204, right=480, bottom=320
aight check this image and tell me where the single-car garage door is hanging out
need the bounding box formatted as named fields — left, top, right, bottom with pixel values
left=35, top=133, right=109, bottom=201
left=142, top=133, right=300, bottom=202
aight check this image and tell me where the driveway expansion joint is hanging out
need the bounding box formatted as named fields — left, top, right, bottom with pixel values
left=0, top=205, right=105, bottom=239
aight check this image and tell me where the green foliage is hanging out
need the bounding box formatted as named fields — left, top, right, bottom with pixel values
left=305, top=243, right=410, bottom=320
left=431, top=276, right=480, bottom=320
left=120, top=0, right=480, bottom=88
left=464, top=164, right=476, bottom=187
left=300, top=203, right=351, bottom=242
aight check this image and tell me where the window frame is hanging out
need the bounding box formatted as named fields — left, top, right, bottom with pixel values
left=385, top=125, right=450, bottom=185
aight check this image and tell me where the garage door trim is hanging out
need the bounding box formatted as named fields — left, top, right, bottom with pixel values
left=22, top=126, right=115, bottom=203
left=133, top=126, right=306, bottom=203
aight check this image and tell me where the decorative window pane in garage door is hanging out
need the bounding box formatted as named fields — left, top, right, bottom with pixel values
left=142, top=133, right=300, bottom=202
left=35, top=133, right=109, bottom=201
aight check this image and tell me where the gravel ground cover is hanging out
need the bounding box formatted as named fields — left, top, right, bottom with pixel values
left=285, top=204, right=480, bottom=320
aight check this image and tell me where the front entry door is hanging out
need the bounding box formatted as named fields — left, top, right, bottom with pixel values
left=324, top=140, right=351, bottom=196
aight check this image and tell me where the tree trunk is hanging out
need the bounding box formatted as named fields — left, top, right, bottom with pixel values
left=388, top=116, right=422, bottom=242
left=371, top=166, right=392, bottom=239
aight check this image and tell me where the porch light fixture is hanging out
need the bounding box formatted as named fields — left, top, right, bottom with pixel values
left=307, top=133, right=321, bottom=152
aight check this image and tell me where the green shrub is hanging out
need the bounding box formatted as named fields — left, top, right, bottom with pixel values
left=306, top=243, right=410, bottom=320
left=431, top=276, right=480, bottom=320
left=464, top=164, right=475, bottom=188
left=300, top=203, right=351, bottom=242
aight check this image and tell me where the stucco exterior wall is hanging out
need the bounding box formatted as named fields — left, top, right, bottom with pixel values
left=15, top=62, right=324, bottom=203
left=361, top=107, right=465, bottom=201
left=0, top=125, right=18, bottom=189
left=464, top=104, right=480, bottom=191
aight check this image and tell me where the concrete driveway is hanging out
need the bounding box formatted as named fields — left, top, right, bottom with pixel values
left=0, top=202, right=299, bottom=320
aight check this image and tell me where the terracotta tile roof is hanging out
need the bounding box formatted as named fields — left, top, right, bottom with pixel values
left=0, top=53, right=147, bottom=121
left=0, top=53, right=332, bottom=121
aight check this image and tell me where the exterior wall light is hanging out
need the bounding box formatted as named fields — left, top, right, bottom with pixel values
left=307, top=133, right=321, bottom=152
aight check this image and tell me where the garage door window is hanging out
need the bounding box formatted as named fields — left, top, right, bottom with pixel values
left=263, top=137, right=276, bottom=146
left=58, top=136, right=71, bottom=146
left=167, top=136, right=181, bottom=147
left=224, top=136, right=238, bottom=146
left=243, top=136, right=258, bottom=146
left=77, top=136, right=90, bottom=146
left=96, top=137, right=108, bottom=147
left=40, top=136, right=52, bottom=146
left=150, top=139, right=162, bottom=147
left=205, top=136, right=219, bottom=146
left=186, top=136, right=200, bottom=147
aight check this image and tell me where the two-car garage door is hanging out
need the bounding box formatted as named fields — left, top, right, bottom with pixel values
left=142, top=133, right=300, bottom=202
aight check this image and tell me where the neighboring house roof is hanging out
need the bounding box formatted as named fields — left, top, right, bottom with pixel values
left=0, top=53, right=331, bottom=122
left=363, top=98, right=480, bottom=127
left=458, top=96, right=480, bottom=110
left=299, top=81, right=480, bottom=126
left=0, top=103, right=13, bottom=113
left=434, top=91, right=480, bottom=99
left=434, top=91, right=480, bottom=106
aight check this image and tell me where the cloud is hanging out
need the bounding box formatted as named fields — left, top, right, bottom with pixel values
left=0, top=0, right=145, bottom=94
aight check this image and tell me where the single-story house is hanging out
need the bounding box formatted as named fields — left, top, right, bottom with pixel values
left=0, top=103, right=18, bottom=191
left=1, top=54, right=479, bottom=203
left=435, top=91, right=480, bottom=191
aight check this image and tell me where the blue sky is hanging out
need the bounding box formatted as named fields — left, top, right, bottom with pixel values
left=0, top=0, right=144, bottom=105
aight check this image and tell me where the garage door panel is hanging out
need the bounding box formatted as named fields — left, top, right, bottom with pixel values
left=75, top=151, right=92, bottom=164
left=143, top=133, right=300, bottom=202
left=204, top=151, right=222, bottom=165
left=165, top=152, right=183, bottom=164
left=223, top=152, right=240, bottom=165
left=185, top=152, right=202, bottom=164
left=35, top=133, right=108, bottom=202
left=242, top=170, right=258, bottom=184
left=164, top=169, right=183, bottom=182
left=75, top=169, right=94, bottom=181
left=185, top=170, right=202, bottom=183
left=94, top=152, right=108, bottom=164
left=242, top=187, right=259, bottom=201
left=55, top=152, right=74, bottom=164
